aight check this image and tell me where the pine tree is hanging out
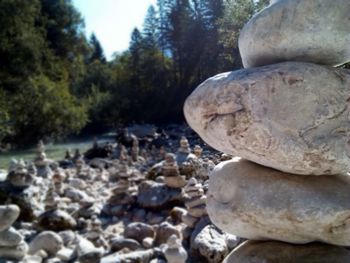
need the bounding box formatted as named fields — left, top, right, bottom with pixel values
left=89, top=33, right=106, bottom=63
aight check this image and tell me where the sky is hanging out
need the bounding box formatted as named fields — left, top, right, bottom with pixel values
left=73, top=0, right=157, bottom=60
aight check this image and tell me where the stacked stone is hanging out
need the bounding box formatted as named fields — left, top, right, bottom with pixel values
left=181, top=178, right=207, bottom=229
left=105, top=164, right=134, bottom=216
left=131, top=137, right=139, bottom=162
left=162, top=153, right=186, bottom=188
left=44, top=183, right=59, bottom=210
left=0, top=205, right=27, bottom=261
left=164, top=234, right=188, bottom=263
left=184, top=0, right=350, bottom=261
left=7, top=159, right=35, bottom=189
left=34, top=140, right=53, bottom=178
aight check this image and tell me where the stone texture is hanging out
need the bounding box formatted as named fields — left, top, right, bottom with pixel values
left=154, top=222, right=181, bottom=246
left=191, top=224, right=228, bottom=263
left=164, top=235, right=188, bottom=263
left=124, top=222, right=155, bottom=243
left=28, top=231, right=63, bottom=256
left=207, top=158, right=350, bottom=246
left=110, top=236, right=141, bottom=252
left=184, top=62, right=350, bottom=175
left=239, top=0, right=350, bottom=68
left=0, top=205, right=20, bottom=231
left=137, top=181, right=183, bottom=209
left=0, top=227, right=23, bottom=247
left=0, top=241, right=28, bottom=261
left=224, top=240, right=350, bottom=263
left=38, top=210, right=77, bottom=231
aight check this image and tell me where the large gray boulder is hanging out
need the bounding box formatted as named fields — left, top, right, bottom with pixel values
left=239, top=0, right=350, bottom=68
left=223, top=240, right=350, bottom=263
left=184, top=62, right=350, bottom=175
left=207, top=158, right=350, bottom=246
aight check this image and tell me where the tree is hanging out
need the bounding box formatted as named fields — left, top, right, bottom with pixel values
left=89, top=33, right=106, bottom=63
left=0, top=0, right=89, bottom=146
left=218, top=0, right=269, bottom=69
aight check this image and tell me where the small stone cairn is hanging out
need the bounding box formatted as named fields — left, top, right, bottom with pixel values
left=105, top=164, right=134, bottom=216
left=7, top=159, right=35, bottom=189
left=34, top=140, right=53, bottom=178
left=181, top=178, right=207, bottom=229
left=162, top=153, right=186, bottom=188
left=164, top=234, right=188, bottom=263
left=184, top=0, right=350, bottom=261
left=131, top=137, right=139, bottom=162
left=0, top=205, right=27, bottom=261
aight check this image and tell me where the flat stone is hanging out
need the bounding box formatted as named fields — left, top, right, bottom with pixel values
left=184, top=62, right=350, bottom=175
left=38, top=209, right=77, bottom=231
left=101, top=249, right=158, bottom=263
left=137, top=181, right=183, bottom=209
left=239, top=0, right=350, bottom=68
left=0, top=205, right=20, bottom=231
left=186, top=196, right=206, bottom=209
left=124, top=222, right=155, bottom=243
left=188, top=205, right=207, bottom=218
left=110, top=236, right=141, bottom=252
left=207, top=159, right=350, bottom=246
left=224, top=240, right=350, bottom=263
left=0, top=241, right=28, bottom=261
left=181, top=213, right=198, bottom=228
left=0, top=227, right=23, bottom=247
left=164, top=176, right=186, bottom=188
left=56, top=247, right=75, bottom=261
left=29, top=231, right=63, bottom=256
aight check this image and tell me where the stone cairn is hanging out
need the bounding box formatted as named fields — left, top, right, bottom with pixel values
left=131, top=137, right=139, bottom=162
left=0, top=205, right=27, bottom=261
left=7, top=159, right=35, bottom=189
left=181, top=178, right=207, bottom=229
left=34, top=140, right=53, bottom=178
left=184, top=0, right=350, bottom=261
left=164, top=234, right=188, bottom=263
left=162, top=153, right=186, bottom=188
left=104, top=164, right=134, bottom=217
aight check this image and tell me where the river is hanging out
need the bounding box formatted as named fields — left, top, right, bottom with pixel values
left=0, top=133, right=115, bottom=170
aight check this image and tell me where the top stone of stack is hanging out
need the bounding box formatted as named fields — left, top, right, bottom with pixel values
left=239, top=0, right=350, bottom=68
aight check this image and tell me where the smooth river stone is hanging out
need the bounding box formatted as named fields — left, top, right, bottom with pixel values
left=239, top=0, right=350, bottom=68
left=0, top=205, right=20, bottom=231
left=224, top=240, right=350, bottom=263
left=207, top=158, right=350, bottom=246
left=0, top=227, right=23, bottom=247
left=184, top=62, right=350, bottom=175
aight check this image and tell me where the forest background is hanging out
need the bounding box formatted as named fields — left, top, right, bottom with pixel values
left=1, top=0, right=299, bottom=147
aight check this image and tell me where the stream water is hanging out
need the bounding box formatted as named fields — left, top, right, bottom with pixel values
left=0, top=133, right=115, bottom=170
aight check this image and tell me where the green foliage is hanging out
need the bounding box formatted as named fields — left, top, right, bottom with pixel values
left=218, top=0, right=269, bottom=68
left=0, top=0, right=271, bottom=146
left=7, top=75, right=87, bottom=145
left=0, top=0, right=89, bottom=146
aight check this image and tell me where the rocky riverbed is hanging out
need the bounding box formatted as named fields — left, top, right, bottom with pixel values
left=0, top=124, right=240, bottom=263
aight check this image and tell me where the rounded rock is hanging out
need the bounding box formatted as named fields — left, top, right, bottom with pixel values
left=207, top=158, right=350, bottom=246
left=0, top=205, right=20, bottom=232
left=239, top=0, right=350, bottom=68
left=224, top=240, right=350, bottom=263
left=184, top=62, right=350, bottom=175
left=0, top=227, right=23, bottom=247
left=29, top=231, right=63, bottom=256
